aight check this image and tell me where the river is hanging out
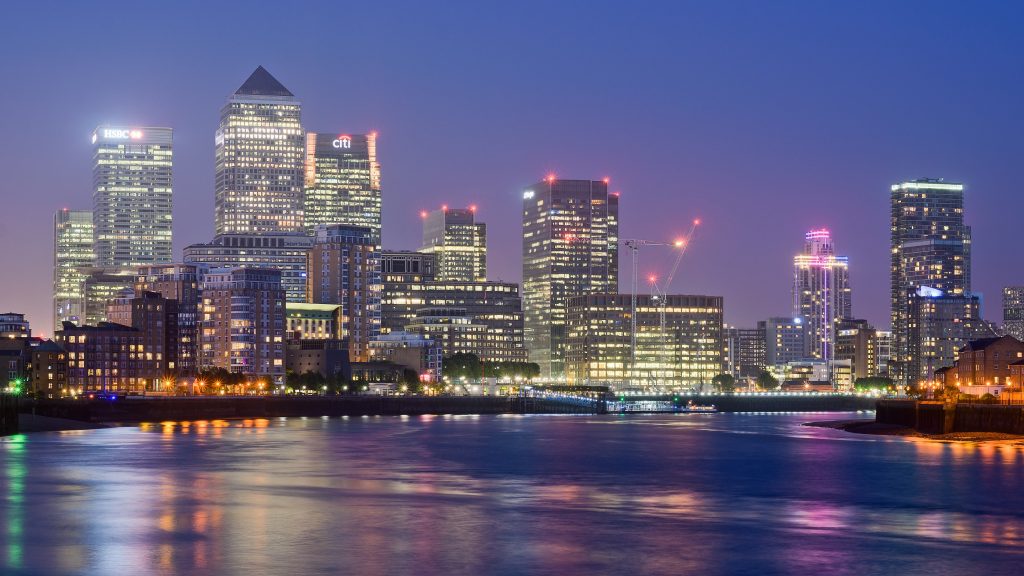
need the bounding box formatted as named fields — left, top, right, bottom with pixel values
left=2, top=412, right=1023, bottom=575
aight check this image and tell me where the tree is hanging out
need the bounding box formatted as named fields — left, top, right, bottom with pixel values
left=853, top=376, right=894, bottom=392
left=401, top=369, right=422, bottom=394
left=756, top=370, right=780, bottom=391
left=443, top=353, right=482, bottom=381
left=711, top=373, right=736, bottom=394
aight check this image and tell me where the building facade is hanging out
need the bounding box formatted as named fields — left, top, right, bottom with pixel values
left=307, top=225, right=381, bottom=362
left=199, top=267, right=286, bottom=382
left=368, top=332, right=443, bottom=383
left=1002, top=286, right=1024, bottom=341
left=304, top=132, right=381, bottom=242
left=381, top=279, right=526, bottom=362
left=56, top=320, right=171, bottom=394
left=523, top=178, right=619, bottom=379
left=908, top=292, right=990, bottom=386
left=215, top=66, right=304, bottom=235
left=135, top=264, right=200, bottom=375
left=420, top=207, right=486, bottom=282
left=81, top=268, right=136, bottom=326
left=53, top=209, right=94, bottom=329
left=891, top=179, right=971, bottom=385
left=941, top=336, right=1024, bottom=388
left=285, top=303, right=342, bottom=340
left=183, top=233, right=313, bottom=303
left=565, top=293, right=723, bottom=389
left=91, top=126, right=173, bottom=268
left=834, top=319, right=878, bottom=385
left=724, top=326, right=767, bottom=380
left=761, top=316, right=811, bottom=367
left=381, top=251, right=436, bottom=285
left=793, top=228, right=851, bottom=364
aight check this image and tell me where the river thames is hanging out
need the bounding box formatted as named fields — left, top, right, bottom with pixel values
left=2, top=412, right=1023, bottom=575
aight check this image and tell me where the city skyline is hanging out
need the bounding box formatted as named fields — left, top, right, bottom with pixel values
left=3, top=2, right=1024, bottom=335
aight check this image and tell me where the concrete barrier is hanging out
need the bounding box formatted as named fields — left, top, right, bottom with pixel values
left=0, top=393, right=17, bottom=436
left=877, top=400, right=1024, bottom=434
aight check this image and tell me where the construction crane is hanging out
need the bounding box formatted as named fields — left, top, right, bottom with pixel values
left=621, top=219, right=700, bottom=382
left=650, top=219, right=701, bottom=339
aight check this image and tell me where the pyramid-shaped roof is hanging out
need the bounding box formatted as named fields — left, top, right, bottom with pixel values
left=234, top=66, right=293, bottom=97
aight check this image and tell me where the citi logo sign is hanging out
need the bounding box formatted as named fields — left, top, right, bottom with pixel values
left=332, top=136, right=352, bottom=149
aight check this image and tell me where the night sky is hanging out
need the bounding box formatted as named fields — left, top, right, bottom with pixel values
left=2, top=0, right=1023, bottom=335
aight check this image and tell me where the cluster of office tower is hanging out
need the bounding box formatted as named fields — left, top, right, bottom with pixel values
left=42, top=66, right=1022, bottom=396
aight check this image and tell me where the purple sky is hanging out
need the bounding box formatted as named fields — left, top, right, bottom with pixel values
left=2, top=1, right=1023, bottom=336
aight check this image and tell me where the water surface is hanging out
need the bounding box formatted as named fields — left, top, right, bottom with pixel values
left=2, top=412, right=1023, bottom=575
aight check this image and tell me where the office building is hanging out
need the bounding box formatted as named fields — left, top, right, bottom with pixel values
left=381, top=278, right=526, bottom=362
left=724, top=326, right=766, bottom=380
left=793, top=229, right=851, bottom=363
left=876, top=330, right=893, bottom=378
left=304, top=132, right=381, bottom=242
left=91, top=126, right=173, bottom=268
left=891, top=179, right=971, bottom=385
left=53, top=209, right=94, bottom=329
left=285, top=338, right=350, bottom=381
left=183, top=233, right=313, bottom=303
left=199, top=267, right=286, bottom=383
left=420, top=207, right=486, bottom=281
left=565, top=293, right=723, bottom=388
left=382, top=251, right=436, bottom=284
left=761, top=316, right=811, bottom=367
left=908, top=291, right=990, bottom=385
left=81, top=268, right=136, bottom=325
left=215, top=66, right=304, bottom=234
left=522, top=178, right=619, bottom=379
left=307, top=225, right=381, bottom=362
left=1003, top=287, right=1024, bottom=341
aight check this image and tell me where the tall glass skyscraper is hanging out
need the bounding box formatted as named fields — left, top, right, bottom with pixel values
left=890, top=178, right=971, bottom=386
left=215, top=66, right=304, bottom=234
left=522, top=177, right=619, bottom=379
left=793, top=228, right=851, bottom=367
left=53, top=208, right=94, bottom=330
left=420, top=207, right=486, bottom=282
left=304, top=132, right=381, bottom=242
left=1003, top=286, right=1024, bottom=341
left=91, top=125, right=173, bottom=268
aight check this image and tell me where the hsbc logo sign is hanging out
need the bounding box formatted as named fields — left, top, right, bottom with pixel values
left=99, top=129, right=144, bottom=140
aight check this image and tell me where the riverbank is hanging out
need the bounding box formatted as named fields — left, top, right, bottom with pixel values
left=805, top=419, right=1024, bottom=443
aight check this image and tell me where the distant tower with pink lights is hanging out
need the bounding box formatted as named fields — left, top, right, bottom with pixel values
left=793, top=229, right=851, bottom=368
left=420, top=206, right=486, bottom=282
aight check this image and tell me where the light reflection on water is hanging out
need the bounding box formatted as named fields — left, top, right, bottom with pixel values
left=2, top=412, right=1024, bottom=576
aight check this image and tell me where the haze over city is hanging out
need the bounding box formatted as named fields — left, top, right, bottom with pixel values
left=2, top=0, right=1023, bottom=334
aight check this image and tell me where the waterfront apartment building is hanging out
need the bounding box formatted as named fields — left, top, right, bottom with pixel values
left=53, top=209, right=94, bottom=329
left=940, top=336, right=1024, bottom=388
left=565, top=293, right=723, bottom=388
left=199, top=267, right=286, bottom=383
left=793, top=229, right=851, bottom=363
left=368, top=332, right=443, bottom=383
left=724, top=326, right=767, bottom=380
left=0, top=313, right=30, bottom=340
left=523, top=178, right=619, bottom=379
left=304, top=132, right=381, bottom=242
left=761, top=317, right=811, bottom=367
left=215, top=66, right=304, bottom=235
left=834, top=319, right=878, bottom=384
left=135, top=264, right=200, bottom=375
left=1003, top=287, right=1024, bottom=341
left=285, top=303, right=342, bottom=340
left=57, top=321, right=164, bottom=393
left=876, top=330, right=893, bottom=378
left=891, top=179, right=971, bottom=385
left=91, top=126, right=173, bottom=268
left=420, top=207, right=486, bottom=282
left=306, top=225, right=381, bottom=362
left=183, top=233, right=313, bottom=303
left=381, top=278, right=526, bottom=363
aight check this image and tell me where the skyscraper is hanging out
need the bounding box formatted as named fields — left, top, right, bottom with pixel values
left=304, top=132, right=381, bottom=242
left=306, top=225, right=382, bottom=362
left=793, top=228, right=851, bottom=365
left=420, top=207, right=486, bottom=281
left=91, top=126, right=173, bottom=268
left=522, top=177, right=619, bottom=379
left=183, top=233, right=313, bottom=303
left=890, top=179, right=971, bottom=385
left=53, top=209, right=94, bottom=329
left=215, top=66, right=304, bottom=234
left=1003, top=286, right=1024, bottom=341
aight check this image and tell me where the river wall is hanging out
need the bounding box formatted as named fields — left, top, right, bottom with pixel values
left=876, top=400, right=1024, bottom=434
left=0, top=393, right=16, bottom=435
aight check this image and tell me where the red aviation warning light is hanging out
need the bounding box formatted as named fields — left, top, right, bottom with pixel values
left=419, top=210, right=428, bottom=219
left=602, top=177, right=610, bottom=184
left=469, top=204, right=478, bottom=213
left=546, top=173, right=556, bottom=183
